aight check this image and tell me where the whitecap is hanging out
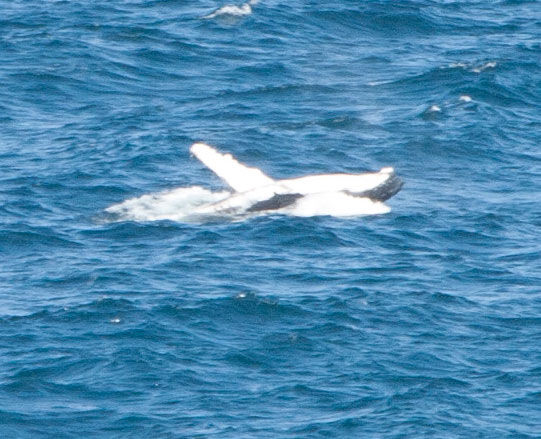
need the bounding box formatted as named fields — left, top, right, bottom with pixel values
left=448, top=62, right=468, bottom=69
left=203, top=0, right=259, bottom=19
left=447, top=61, right=497, bottom=73
left=472, top=61, right=497, bottom=73
left=421, top=104, right=444, bottom=120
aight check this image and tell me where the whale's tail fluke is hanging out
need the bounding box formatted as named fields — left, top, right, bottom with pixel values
left=191, top=143, right=274, bottom=193
left=347, top=170, right=404, bottom=202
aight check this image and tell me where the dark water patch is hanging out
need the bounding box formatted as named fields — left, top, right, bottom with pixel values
left=0, top=228, right=82, bottom=253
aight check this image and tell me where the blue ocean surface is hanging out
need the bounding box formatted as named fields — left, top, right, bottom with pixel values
left=1, top=0, right=540, bottom=437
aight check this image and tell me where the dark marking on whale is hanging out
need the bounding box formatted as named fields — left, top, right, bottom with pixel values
left=247, top=193, right=303, bottom=212
left=347, top=174, right=404, bottom=202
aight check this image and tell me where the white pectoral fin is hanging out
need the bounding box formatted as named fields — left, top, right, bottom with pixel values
left=190, top=143, right=274, bottom=192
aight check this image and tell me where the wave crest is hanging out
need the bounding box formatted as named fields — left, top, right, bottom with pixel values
left=203, top=0, right=259, bottom=19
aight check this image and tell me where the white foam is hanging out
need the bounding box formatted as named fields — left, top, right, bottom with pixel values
left=368, top=80, right=391, bottom=87
left=448, top=62, right=468, bottom=69
left=429, top=105, right=442, bottom=112
left=448, top=61, right=497, bottom=73
left=459, top=95, right=472, bottom=102
left=204, top=0, right=258, bottom=19
left=473, top=61, right=497, bottom=73
left=450, top=61, right=498, bottom=73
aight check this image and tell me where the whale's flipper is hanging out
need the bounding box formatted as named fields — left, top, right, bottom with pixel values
left=191, top=143, right=274, bottom=193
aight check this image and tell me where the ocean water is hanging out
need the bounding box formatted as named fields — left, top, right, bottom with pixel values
left=1, top=0, right=540, bottom=437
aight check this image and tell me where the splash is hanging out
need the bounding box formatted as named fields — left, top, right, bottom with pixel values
left=105, top=186, right=231, bottom=223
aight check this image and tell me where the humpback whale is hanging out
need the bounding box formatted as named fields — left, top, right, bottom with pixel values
left=105, top=143, right=403, bottom=222
left=189, top=143, right=403, bottom=217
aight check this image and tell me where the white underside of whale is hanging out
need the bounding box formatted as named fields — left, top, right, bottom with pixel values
left=105, top=143, right=401, bottom=222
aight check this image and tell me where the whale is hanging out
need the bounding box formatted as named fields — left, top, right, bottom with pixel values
left=105, top=143, right=403, bottom=222
left=189, top=143, right=403, bottom=217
